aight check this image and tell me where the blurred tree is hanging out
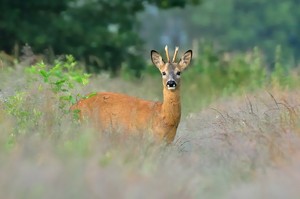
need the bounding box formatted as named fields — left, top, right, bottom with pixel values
left=139, top=0, right=300, bottom=65
left=188, top=0, right=300, bottom=63
left=0, top=0, right=69, bottom=53
left=0, top=0, right=200, bottom=76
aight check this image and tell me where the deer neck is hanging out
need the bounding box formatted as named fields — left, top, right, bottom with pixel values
left=161, top=87, right=181, bottom=126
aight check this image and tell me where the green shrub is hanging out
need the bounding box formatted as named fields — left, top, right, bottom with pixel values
left=3, top=55, right=90, bottom=136
left=176, top=44, right=298, bottom=113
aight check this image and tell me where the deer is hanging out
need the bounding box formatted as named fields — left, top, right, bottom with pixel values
left=71, top=46, right=192, bottom=143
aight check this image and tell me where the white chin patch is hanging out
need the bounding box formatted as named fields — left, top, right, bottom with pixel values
left=167, top=86, right=176, bottom=90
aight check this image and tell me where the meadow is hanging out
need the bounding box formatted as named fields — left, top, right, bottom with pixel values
left=0, top=47, right=300, bottom=199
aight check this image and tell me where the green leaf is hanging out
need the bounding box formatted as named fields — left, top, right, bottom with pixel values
left=54, top=79, right=66, bottom=85
left=59, top=95, right=72, bottom=101
left=39, top=70, right=49, bottom=78
left=84, top=92, right=97, bottom=99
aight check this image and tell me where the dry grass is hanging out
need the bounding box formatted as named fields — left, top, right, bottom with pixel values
left=1, top=70, right=300, bottom=198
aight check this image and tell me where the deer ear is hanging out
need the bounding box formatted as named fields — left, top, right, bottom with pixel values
left=178, top=50, right=192, bottom=71
left=151, top=50, right=165, bottom=70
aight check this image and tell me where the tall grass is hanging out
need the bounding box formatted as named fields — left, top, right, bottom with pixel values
left=143, top=44, right=300, bottom=114
left=0, top=47, right=300, bottom=198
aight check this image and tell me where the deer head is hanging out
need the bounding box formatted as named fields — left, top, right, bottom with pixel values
left=151, top=45, right=192, bottom=91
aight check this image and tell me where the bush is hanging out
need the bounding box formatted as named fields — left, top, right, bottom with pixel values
left=3, top=55, right=90, bottom=137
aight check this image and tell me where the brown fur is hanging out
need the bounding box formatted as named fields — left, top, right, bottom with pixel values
left=71, top=47, right=192, bottom=143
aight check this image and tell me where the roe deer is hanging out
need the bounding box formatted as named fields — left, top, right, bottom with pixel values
left=71, top=46, right=192, bottom=143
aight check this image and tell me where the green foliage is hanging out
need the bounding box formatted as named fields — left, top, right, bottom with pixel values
left=26, top=55, right=90, bottom=112
left=1, top=47, right=300, bottom=199
left=0, top=0, right=200, bottom=76
left=5, top=91, right=42, bottom=135
left=141, top=0, right=299, bottom=66
left=189, top=0, right=300, bottom=61
left=140, top=43, right=300, bottom=114
left=183, top=44, right=262, bottom=91
left=3, top=55, right=90, bottom=136
left=149, top=0, right=201, bottom=9
left=171, top=43, right=298, bottom=113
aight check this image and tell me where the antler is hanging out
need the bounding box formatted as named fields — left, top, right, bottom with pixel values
left=165, top=45, right=170, bottom=62
left=172, top=46, right=179, bottom=63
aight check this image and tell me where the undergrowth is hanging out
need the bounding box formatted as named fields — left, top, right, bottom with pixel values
left=1, top=55, right=90, bottom=138
left=0, top=47, right=300, bottom=199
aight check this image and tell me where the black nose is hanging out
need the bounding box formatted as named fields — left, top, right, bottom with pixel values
left=166, top=80, right=177, bottom=88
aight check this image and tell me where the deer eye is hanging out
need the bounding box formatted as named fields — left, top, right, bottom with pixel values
left=162, top=72, right=166, bottom=76
left=176, top=71, right=181, bottom=76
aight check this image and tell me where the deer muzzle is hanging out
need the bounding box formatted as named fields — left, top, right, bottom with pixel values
left=166, top=80, right=177, bottom=90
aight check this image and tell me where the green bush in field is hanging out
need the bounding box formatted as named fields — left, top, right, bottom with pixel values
left=3, top=55, right=90, bottom=136
left=186, top=44, right=299, bottom=94
left=26, top=55, right=90, bottom=112
left=5, top=91, right=42, bottom=135
left=270, top=45, right=292, bottom=87
left=188, top=45, right=267, bottom=93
